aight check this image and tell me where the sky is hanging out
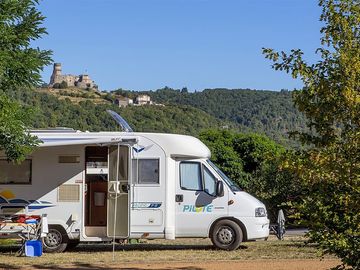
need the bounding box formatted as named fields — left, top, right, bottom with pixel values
left=34, top=0, right=323, bottom=92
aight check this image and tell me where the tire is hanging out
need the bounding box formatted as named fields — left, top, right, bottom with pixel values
left=42, top=226, right=68, bottom=253
left=65, top=240, right=80, bottom=251
left=211, top=219, right=243, bottom=251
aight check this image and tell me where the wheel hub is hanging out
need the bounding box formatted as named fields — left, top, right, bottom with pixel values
left=217, top=226, right=234, bottom=245
left=44, top=230, right=62, bottom=248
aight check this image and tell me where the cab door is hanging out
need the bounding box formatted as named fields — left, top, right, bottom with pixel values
left=107, top=145, right=130, bottom=238
left=175, top=161, right=228, bottom=237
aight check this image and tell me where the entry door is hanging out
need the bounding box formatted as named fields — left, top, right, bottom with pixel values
left=175, top=161, right=229, bottom=237
left=107, top=145, right=130, bottom=238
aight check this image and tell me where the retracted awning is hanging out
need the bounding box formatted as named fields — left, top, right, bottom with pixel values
left=37, top=136, right=138, bottom=147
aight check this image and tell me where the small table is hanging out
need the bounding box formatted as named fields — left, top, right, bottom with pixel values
left=0, top=215, right=44, bottom=256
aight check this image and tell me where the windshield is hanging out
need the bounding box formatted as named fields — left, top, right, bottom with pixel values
left=207, top=160, right=241, bottom=192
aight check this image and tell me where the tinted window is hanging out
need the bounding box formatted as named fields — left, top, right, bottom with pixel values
left=133, top=159, right=159, bottom=184
left=180, top=162, right=202, bottom=190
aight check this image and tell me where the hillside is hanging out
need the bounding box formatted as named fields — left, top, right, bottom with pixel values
left=36, top=87, right=109, bottom=104
left=8, top=88, right=222, bottom=135
left=6, top=87, right=306, bottom=146
left=112, top=88, right=307, bottom=144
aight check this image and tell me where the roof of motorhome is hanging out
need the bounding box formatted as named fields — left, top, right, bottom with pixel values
left=32, top=131, right=211, bottom=159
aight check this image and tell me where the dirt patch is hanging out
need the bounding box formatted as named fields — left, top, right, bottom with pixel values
left=2, top=259, right=340, bottom=270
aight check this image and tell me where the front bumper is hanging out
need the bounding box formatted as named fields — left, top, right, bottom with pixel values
left=237, top=216, right=270, bottom=240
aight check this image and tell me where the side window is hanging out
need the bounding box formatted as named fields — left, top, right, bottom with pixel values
left=0, top=159, right=32, bottom=184
left=203, top=167, right=217, bottom=196
left=180, top=162, right=202, bottom=190
left=133, top=159, right=159, bottom=184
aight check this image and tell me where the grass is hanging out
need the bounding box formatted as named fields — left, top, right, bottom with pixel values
left=37, top=87, right=109, bottom=105
left=0, top=236, right=334, bottom=268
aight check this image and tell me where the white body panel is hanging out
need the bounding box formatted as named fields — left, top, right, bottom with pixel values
left=175, top=159, right=229, bottom=237
left=0, top=131, right=269, bottom=243
left=0, top=145, right=85, bottom=239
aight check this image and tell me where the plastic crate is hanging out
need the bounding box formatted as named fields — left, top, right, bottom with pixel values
left=25, top=240, right=42, bottom=257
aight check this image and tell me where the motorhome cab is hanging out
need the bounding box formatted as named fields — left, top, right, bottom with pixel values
left=0, top=129, right=269, bottom=252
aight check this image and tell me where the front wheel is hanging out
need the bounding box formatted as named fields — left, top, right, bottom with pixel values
left=42, top=226, right=68, bottom=253
left=211, top=219, right=243, bottom=251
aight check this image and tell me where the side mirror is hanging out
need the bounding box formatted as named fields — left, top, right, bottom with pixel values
left=216, top=181, right=224, bottom=197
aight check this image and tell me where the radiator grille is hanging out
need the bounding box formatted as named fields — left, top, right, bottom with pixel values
left=58, top=184, right=80, bottom=202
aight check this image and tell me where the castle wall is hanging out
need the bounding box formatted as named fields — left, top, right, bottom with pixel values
left=53, top=75, right=77, bottom=86
left=49, top=63, right=98, bottom=90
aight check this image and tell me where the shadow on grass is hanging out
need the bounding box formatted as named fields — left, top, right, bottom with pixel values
left=67, top=243, right=248, bottom=252
left=0, top=243, right=248, bottom=254
left=0, top=245, right=21, bottom=253
left=0, top=263, right=20, bottom=269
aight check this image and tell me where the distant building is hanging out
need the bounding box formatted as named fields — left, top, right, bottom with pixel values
left=49, top=63, right=98, bottom=90
left=114, top=97, right=133, bottom=107
left=135, top=94, right=152, bottom=105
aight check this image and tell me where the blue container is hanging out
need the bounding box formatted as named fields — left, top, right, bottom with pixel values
left=25, top=240, right=43, bottom=257
left=25, top=219, right=38, bottom=225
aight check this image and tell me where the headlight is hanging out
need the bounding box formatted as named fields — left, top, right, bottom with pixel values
left=255, top=207, right=267, bottom=217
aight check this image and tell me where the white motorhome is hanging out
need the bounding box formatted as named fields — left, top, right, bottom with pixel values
left=0, top=124, right=269, bottom=252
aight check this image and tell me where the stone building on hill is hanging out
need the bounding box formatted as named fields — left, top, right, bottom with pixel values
left=113, top=94, right=155, bottom=107
left=49, top=63, right=98, bottom=90
left=135, top=94, right=152, bottom=105
left=114, top=97, right=133, bottom=107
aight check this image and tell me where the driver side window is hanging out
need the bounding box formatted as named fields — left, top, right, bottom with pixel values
left=180, top=161, right=218, bottom=196
left=180, top=162, right=202, bottom=191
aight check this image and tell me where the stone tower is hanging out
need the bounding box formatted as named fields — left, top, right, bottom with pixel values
left=50, top=63, right=62, bottom=85
left=48, top=62, right=98, bottom=90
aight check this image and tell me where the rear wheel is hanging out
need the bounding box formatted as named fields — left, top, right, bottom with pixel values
left=211, top=219, right=243, bottom=251
left=42, top=226, right=68, bottom=253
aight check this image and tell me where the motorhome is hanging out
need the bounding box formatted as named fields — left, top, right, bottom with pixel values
left=0, top=117, right=269, bottom=252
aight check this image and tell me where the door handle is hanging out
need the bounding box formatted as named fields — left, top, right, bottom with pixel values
left=121, top=184, right=129, bottom=193
left=175, top=194, right=183, bottom=202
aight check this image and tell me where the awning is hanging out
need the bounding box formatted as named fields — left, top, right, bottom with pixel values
left=37, top=137, right=137, bottom=147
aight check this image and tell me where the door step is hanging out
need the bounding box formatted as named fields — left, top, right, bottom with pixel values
left=85, top=226, right=107, bottom=237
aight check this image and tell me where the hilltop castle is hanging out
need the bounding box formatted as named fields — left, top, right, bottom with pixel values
left=49, top=63, right=98, bottom=90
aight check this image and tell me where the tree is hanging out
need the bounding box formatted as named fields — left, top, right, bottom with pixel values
left=145, top=87, right=306, bottom=146
left=181, top=87, right=188, bottom=93
left=233, top=133, right=285, bottom=173
left=0, top=95, right=38, bottom=161
left=263, top=0, right=359, bottom=268
left=199, top=129, right=298, bottom=221
left=199, top=130, right=246, bottom=187
left=0, top=0, right=51, bottom=162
